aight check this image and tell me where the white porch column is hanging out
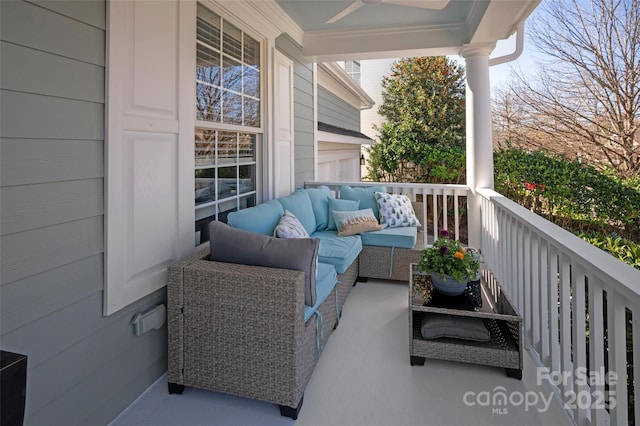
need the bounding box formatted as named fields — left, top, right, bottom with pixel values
left=461, top=44, right=494, bottom=249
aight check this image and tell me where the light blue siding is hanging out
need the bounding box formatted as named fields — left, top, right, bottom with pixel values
left=317, top=86, right=361, bottom=132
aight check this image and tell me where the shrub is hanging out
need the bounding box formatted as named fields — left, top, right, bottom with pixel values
left=494, top=148, right=640, bottom=243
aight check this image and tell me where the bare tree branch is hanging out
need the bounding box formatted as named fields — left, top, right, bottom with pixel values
left=493, top=0, right=640, bottom=177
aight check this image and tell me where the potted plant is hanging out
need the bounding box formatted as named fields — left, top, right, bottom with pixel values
left=416, top=229, right=479, bottom=296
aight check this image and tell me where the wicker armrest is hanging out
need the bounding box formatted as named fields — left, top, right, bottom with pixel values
left=167, top=246, right=316, bottom=407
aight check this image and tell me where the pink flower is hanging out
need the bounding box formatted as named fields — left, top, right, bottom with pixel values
left=439, top=229, right=449, bottom=238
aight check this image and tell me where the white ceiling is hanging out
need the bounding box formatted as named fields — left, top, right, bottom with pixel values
left=273, top=0, right=540, bottom=61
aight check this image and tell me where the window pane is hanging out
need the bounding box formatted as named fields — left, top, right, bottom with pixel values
left=196, top=44, right=221, bottom=87
left=243, top=66, right=259, bottom=98
left=239, top=194, right=256, bottom=211
left=217, top=131, right=236, bottom=164
left=243, top=97, right=260, bottom=128
left=196, top=83, right=221, bottom=122
left=243, top=34, right=260, bottom=67
left=222, top=57, right=242, bottom=92
left=218, top=166, right=237, bottom=200
left=238, top=165, right=255, bottom=194
left=222, top=91, right=242, bottom=125
left=197, top=5, right=220, bottom=47
left=195, top=168, right=216, bottom=205
left=223, top=21, right=242, bottom=60
left=195, top=128, right=216, bottom=166
left=238, top=133, right=256, bottom=162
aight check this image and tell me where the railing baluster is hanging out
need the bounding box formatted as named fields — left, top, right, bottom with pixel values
left=443, top=189, right=450, bottom=239
left=588, top=277, right=607, bottom=426
left=523, top=228, right=532, bottom=350
left=608, top=292, right=628, bottom=426
left=571, top=266, right=588, bottom=424
left=454, top=190, right=460, bottom=241
left=432, top=189, right=438, bottom=243
left=531, top=235, right=541, bottom=354
left=559, top=254, right=574, bottom=398
left=539, top=241, right=550, bottom=365
left=548, top=246, right=561, bottom=379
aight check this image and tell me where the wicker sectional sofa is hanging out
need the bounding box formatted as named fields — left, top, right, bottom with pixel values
left=167, top=186, right=425, bottom=419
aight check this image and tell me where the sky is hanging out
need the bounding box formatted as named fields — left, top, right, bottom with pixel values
left=489, top=32, right=539, bottom=90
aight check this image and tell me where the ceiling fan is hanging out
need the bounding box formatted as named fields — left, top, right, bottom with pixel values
left=326, top=0, right=450, bottom=24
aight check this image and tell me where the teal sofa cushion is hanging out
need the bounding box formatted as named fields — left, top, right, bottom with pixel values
left=227, top=199, right=284, bottom=235
left=326, top=198, right=359, bottom=231
left=277, top=190, right=317, bottom=236
left=305, top=186, right=334, bottom=231
left=339, top=185, right=387, bottom=220
left=359, top=226, right=417, bottom=249
left=304, top=262, right=338, bottom=322
left=311, top=230, right=362, bottom=274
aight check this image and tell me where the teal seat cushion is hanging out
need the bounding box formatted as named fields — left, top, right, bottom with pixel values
left=304, top=263, right=338, bottom=322
left=227, top=200, right=284, bottom=235
left=305, top=186, right=333, bottom=231
left=360, top=226, right=417, bottom=249
left=339, top=185, right=387, bottom=220
left=277, top=190, right=317, bottom=236
left=311, top=230, right=362, bottom=274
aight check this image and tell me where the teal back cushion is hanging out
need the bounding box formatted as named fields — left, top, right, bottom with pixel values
left=339, top=185, right=387, bottom=220
left=277, top=189, right=317, bottom=235
left=227, top=199, right=284, bottom=235
left=326, top=198, right=359, bottom=231
left=305, top=186, right=333, bottom=231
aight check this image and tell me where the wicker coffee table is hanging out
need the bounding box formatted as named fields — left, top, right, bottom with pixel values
left=408, top=264, right=523, bottom=379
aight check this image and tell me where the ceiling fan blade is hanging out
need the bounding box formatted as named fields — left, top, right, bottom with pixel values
left=381, top=0, right=449, bottom=10
left=326, top=0, right=365, bottom=24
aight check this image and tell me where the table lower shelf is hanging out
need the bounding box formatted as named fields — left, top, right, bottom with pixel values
left=409, top=314, right=522, bottom=379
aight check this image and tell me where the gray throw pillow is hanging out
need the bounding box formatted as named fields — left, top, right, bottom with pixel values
left=420, top=313, right=491, bottom=342
left=209, top=221, right=319, bottom=306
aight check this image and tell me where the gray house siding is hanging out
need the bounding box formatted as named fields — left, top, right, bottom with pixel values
left=1, top=1, right=166, bottom=425
left=317, top=86, right=361, bottom=133
left=275, top=34, right=315, bottom=188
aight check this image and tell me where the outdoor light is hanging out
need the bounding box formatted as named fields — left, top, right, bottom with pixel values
left=360, top=153, right=365, bottom=166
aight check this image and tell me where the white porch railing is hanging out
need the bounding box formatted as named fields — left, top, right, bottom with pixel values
left=478, top=187, right=640, bottom=426
left=304, top=181, right=470, bottom=243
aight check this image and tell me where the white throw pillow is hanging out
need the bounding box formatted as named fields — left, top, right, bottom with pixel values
left=274, top=210, right=310, bottom=238
left=374, top=192, right=421, bottom=229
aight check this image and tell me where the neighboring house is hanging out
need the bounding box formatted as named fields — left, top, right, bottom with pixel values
left=0, top=1, right=539, bottom=424
left=317, top=62, right=374, bottom=182
left=340, top=58, right=396, bottom=141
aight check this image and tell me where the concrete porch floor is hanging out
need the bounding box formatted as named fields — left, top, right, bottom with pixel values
left=110, top=279, right=571, bottom=426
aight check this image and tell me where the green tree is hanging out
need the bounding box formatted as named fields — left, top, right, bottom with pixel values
left=366, top=57, right=466, bottom=183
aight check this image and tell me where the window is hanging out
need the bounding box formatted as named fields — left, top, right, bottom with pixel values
left=344, top=60, right=361, bottom=86
left=194, top=4, right=262, bottom=244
